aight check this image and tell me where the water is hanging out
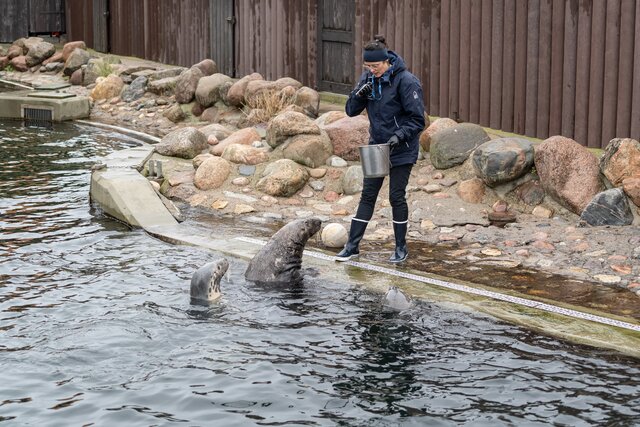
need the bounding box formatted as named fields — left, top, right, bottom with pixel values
left=1, top=120, right=640, bottom=426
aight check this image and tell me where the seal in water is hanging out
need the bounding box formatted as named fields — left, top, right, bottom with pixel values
left=245, top=218, right=322, bottom=285
left=383, top=286, right=412, bottom=310
left=190, top=258, right=230, bottom=302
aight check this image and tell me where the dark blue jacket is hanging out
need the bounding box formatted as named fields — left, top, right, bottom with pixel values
left=346, top=51, right=425, bottom=167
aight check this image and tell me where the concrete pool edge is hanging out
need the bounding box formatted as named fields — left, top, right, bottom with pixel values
left=87, top=121, right=640, bottom=359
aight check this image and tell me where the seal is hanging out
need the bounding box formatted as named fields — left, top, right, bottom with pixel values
left=383, top=286, right=412, bottom=310
left=190, top=258, right=230, bottom=302
left=245, top=218, right=322, bottom=285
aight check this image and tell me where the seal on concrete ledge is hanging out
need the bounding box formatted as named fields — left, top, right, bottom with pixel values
left=190, top=258, right=230, bottom=302
left=245, top=218, right=322, bottom=285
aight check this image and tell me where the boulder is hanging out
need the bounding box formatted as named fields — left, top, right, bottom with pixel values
left=420, top=117, right=457, bottom=152
left=622, top=176, right=640, bottom=207
left=163, top=104, right=186, bottom=123
left=82, top=58, right=106, bottom=86
left=256, top=159, right=309, bottom=197
left=195, top=73, right=234, bottom=107
left=19, top=37, right=41, bottom=54
left=600, top=138, right=640, bottom=187
left=457, top=177, right=485, bottom=204
left=194, top=156, right=232, bottom=190
left=175, top=66, right=204, bottom=104
left=147, top=67, right=186, bottom=81
left=62, top=41, right=86, bottom=62
left=281, top=132, right=333, bottom=168
left=274, top=77, right=303, bottom=90
left=324, top=115, right=370, bottom=161
left=41, top=61, right=64, bottom=73
left=292, top=86, right=320, bottom=117
left=155, top=127, right=208, bottom=159
left=63, top=48, right=91, bottom=76
left=42, top=52, right=63, bottom=65
left=121, top=76, right=148, bottom=102
left=266, top=111, right=321, bottom=148
left=244, top=77, right=302, bottom=105
left=90, top=74, right=124, bottom=100
left=222, top=144, right=269, bottom=165
left=69, top=68, right=83, bottom=85
left=430, top=123, right=491, bottom=169
left=10, top=56, right=28, bottom=72
left=321, top=223, right=348, bottom=248
left=198, top=123, right=234, bottom=141
left=580, top=188, right=634, bottom=226
left=515, top=179, right=545, bottom=205
left=534, top=136, right=604, bottom=214
left=315, top=110, right=347, bottom=128
left=342, top=165, right=364, bottom=195
left=0, top=56, right=9, bottom=70
left=472, top=137, right=534, bottom=186
left=210, top=127, right=261, bottom=156
left=25, top=41, right=55, bottom=67
left=226, top=72, right=263, bottom=106
left=147, top=76, right=179, bottom=96
left=192, top=153, right=215, bottom=170
left=6, top=44, right=22, bottom=59
left=244, top=79, right=278, bottom=105
left=193, top=59, right=217, bottom=76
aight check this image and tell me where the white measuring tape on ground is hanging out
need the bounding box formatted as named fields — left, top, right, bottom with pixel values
left=236, top=236, right=640, bottom=333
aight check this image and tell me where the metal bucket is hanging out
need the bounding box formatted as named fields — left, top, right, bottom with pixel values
left=359, top=144, right=390, bottom=178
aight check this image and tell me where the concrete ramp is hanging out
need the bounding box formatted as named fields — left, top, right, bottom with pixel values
left=90, top=144, right=178, bottom=229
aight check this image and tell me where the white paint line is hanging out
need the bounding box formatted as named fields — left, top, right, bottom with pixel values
left=236, top=236, right=640, bottom=333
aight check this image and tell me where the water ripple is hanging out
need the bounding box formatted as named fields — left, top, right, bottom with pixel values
left=0, top=120, right=639, bottom=426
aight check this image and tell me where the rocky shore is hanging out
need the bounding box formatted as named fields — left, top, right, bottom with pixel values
left=2, top=38, right=640, bottom=303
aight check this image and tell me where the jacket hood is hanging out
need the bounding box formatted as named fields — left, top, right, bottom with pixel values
left=379, top=50, right=406, bottom=83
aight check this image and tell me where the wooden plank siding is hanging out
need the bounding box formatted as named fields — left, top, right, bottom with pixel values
left=60, top=0, right=640, bottom=148
left=354, top=0, right=639, bottom=147
left=0, top=0, right=29, bottom=42
left=64, top=0, right=94, bottom=48
left=234, top=0, right=318, bottom=87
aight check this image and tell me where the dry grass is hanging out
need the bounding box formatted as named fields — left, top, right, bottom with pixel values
left=243, top=89, right=295, bottom=124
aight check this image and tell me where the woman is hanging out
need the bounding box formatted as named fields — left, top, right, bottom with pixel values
left=335, top=35, right=425, bottom=263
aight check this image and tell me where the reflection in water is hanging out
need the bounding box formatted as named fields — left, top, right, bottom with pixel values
left=1, top=120, right=639, bottom=426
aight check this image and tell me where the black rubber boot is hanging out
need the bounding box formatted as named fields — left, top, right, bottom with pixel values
left=335, top=219, right=368, bottom=262
left=389, top=221, right=408, bottom=263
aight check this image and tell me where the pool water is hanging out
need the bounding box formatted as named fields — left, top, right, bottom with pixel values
left=1, top=120, right=639, bottom=426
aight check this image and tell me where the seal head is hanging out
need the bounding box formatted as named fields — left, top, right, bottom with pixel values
left=383, top=286, right=412, bottom=311
left=190, top=258, right=230, bottom=302
left=245, top=218, right=322, bottom=285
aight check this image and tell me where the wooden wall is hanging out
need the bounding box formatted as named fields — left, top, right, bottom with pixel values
left=234, top=0, right=318, bottom=87
left=356, top=0, right=640, bottom=147
left=61, top=0, right=640, bottom=148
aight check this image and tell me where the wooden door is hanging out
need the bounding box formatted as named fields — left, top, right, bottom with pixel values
left=210, top=0, right=235, bottom=77
left=92, top=0, right=109, bottom=52
left=317, top=0, right=355, bottom=94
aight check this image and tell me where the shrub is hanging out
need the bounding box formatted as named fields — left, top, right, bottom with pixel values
left=243, top=89, right=295, bottom=124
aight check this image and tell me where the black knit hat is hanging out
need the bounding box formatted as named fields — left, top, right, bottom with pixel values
left=363, top=35, right=389, bottom=62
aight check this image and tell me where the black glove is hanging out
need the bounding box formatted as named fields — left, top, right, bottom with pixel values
left=387, top=135, right=400, bottom=150
left=354, top=82, right=372, bottom=98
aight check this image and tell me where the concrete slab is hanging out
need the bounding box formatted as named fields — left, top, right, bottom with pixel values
left=0, top=89, right=90, bottom=121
